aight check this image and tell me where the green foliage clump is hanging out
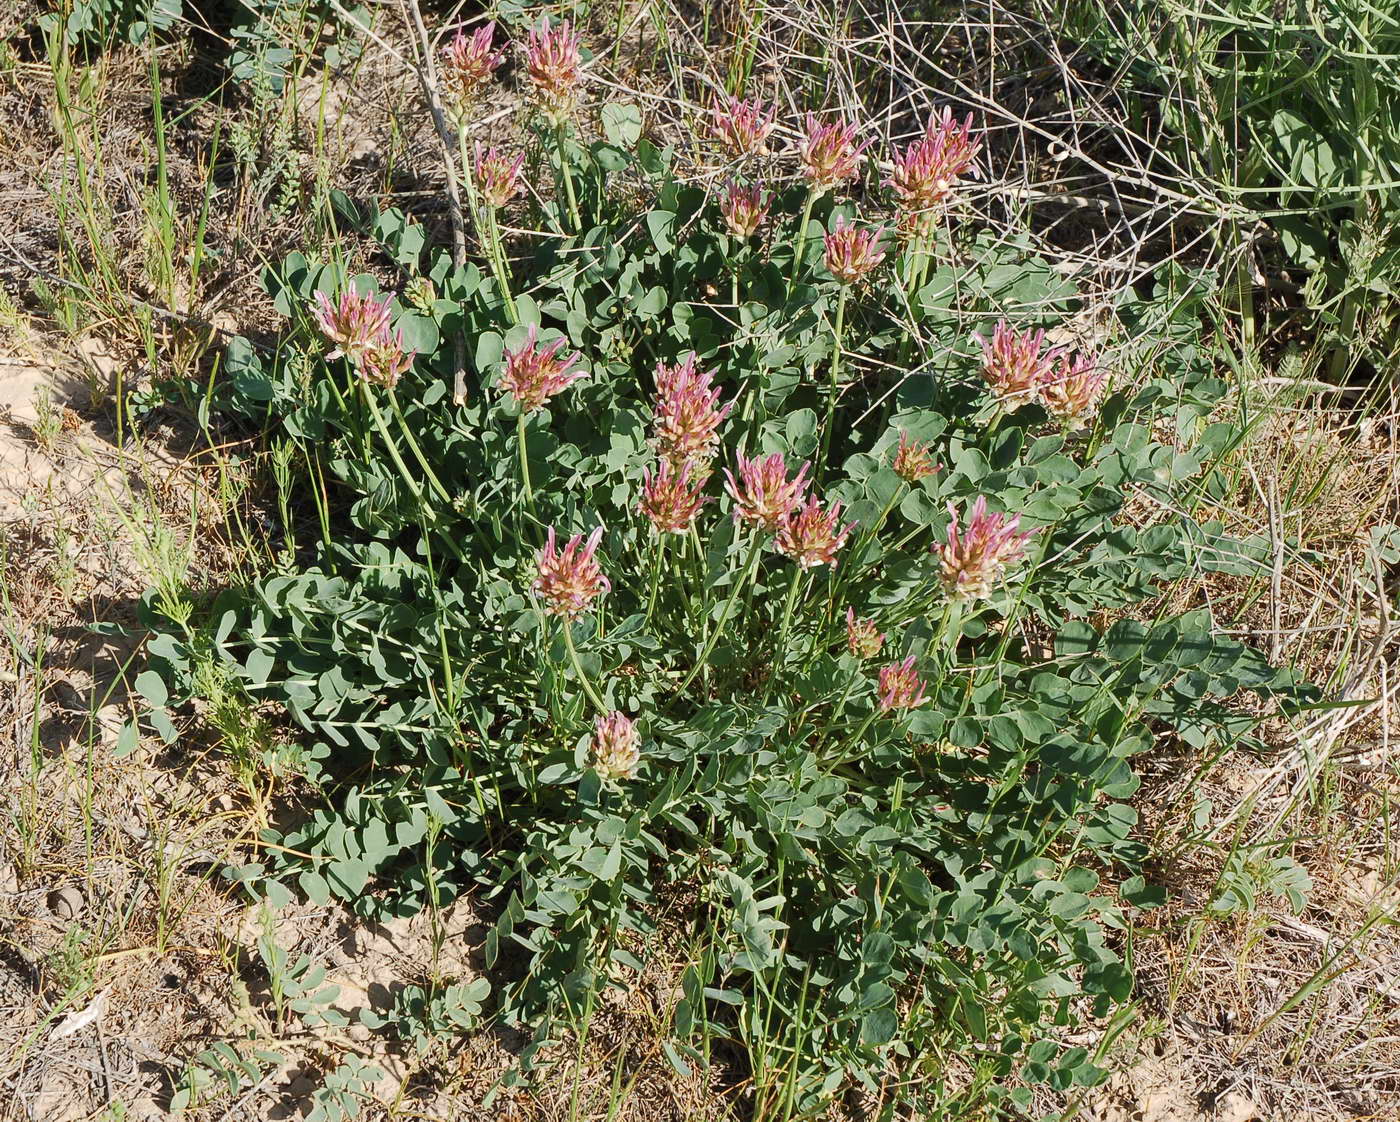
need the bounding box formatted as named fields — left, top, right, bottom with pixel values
left=143, top=77, right=1315, bottom=1114
left=1070, top=0, right=1400, bottom=378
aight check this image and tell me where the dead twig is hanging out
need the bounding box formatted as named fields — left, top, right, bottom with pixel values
left=395, top=0, right=470, bottom=404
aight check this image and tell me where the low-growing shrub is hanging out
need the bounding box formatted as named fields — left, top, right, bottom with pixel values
left=143, top=18, right=1315, bottom=1114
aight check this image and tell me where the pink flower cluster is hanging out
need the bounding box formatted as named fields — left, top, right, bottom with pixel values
left=1040, top=351, right=1107, bottom=430
left=724, top=453, right=809, bottom=532
left=823, top=216, right=887, bottom=284
left=651, top=354, right=731, bottom=474
left=636, top=355, right=730, bottom=535
left=878, top=656, right=927, bottom=711
left=438, top=19, right=588, bottom=125
left=975, top=321, right=1053, bottom=405
left=311, top=289, right=415, bottom=388
left=975, top=320, right=1105, bottom=424
left=711, top=95, right=777, bottom=158
left=591, top=711, right=640, bottom=780
left=846, top=608, right=884, bottom=659
left=525, top=18, right=583, bottom=123
left=475, top=144, right=524, bottom=209
left=535, top=526, right=610, bottom=620
left=934, top=496, right=1033, bottom=602
left=501, top=326, right=587, bottom=413
left=799, top=114, right=871, bottom=194
left=724, top=452, right=853, bottom=567
left=721, top=182, right=770, bottom=239
left=439, top=23, right=504, bottom=111
left=774, top=494, right=856, bottom=569
left=886, top=109, right=982, bottom=235
left=892, top=431, right=939, bottom=483
left=358, top=330, right=416, bottom=389
left=639, top=460, right=708, bottom=534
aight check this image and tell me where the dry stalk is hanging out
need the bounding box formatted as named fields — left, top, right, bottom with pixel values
left=395, top=0, right=470, bottom=404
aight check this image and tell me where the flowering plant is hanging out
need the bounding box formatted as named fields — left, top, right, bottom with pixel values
left=149, top=74, right=1317, bottom=1116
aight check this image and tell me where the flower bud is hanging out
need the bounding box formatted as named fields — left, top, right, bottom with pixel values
left=591, top=711, right=640, bottom=780
left=934, top=497, right=1032, bottom=602
left=534, top=526, right=610, bottom=620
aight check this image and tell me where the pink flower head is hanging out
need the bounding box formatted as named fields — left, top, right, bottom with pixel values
left=711, top=94, right=777, bottom=157
left=1040, top=350, right=1106, bottom=429
left=311, top=288, right=393, bottom=363
left=823, top=216, right=887, bottom=284
left=501, top=326, right=587, bottom=413
left=934, top=496, right=1033, bottom=602
left=798, top=114, right=871, bottom=194
left=723, top=452, right=810, bottom=532
left=878, top=656, right=927, bottom=711
left=639, top=459, right=708, bottom=534
left=439, top=23, right=504, bottom=110
left=358, top=327, right=416, bottom=389
left=592, top=711, right=640, bottom=780
left=846, top=608, right=884, bottom=659
left=534, top=526, right=610, bottom=620
left=974, top=320, right=1058, bottom=407
left=720, top=181, right=770, bottom=239
left=775, top=494, right=855, bottom=569
left=475, top=144, right=525, bottom=209
left=885, top=108, right=981, bottom=234
left=651, top=354, right=731, bottom=471
left=525, top=18, right=583, bottom=123
left=892, top=430, right=939, bottom=483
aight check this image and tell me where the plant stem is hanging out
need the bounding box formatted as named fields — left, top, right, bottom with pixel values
left=674, top=533, right=763, bottom=698
left=814, top=673, right=858, bottom=750
left=787, top=189, right=816, bottom=290
left=517, top=412, right=535, bottom=514
left=555, top=123, right=582, bottom=232
left=361, top=384, right=426, bottom=505
left=455, top=127, right=482, bottom=240
left=486, top=206, right=518, bottom=323
left=611, top=0, right=627, bottom=67
left=816, top=286, right=848, bottom=482
left=562, top=622, right=607, bottom=713
left=824, top=480, right=903, bottom=640
left=829, top=705, right=880, bottom=770
left=645, top=533, right=665, bottom=624
left=763, top=565, right=804, bottom=705
left=386, top=387, right=452, bottom=505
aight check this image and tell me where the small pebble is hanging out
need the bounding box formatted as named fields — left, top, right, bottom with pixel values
left=47, top=886, right=84, bottom=921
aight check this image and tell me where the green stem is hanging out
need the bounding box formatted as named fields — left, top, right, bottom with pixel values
left=687, top=523, right=707, bottom=616
left=562, top=623, right=607, bottom=713
left=674, top=533, right=763, bottom=699
left=816, top=286, right=849, bottom=482
left=610, top=0, right=626, bottom=67
left=828, top=705, right=880, bottom=771
left=821, top=480, right=902, bottom=652
left=826, top=673, right=858, bottom=733
left=936, top=599, right=963, bottom=670
left=787, top=189, right=816, bottom=290
left=517, top=412, right=535, bottom=514
left=486, top=206, right=518, bottom=323
left=362, top=385, right=425, bottom=505
left=555, top=124, right=582, bottom=233
left=644, top=534, right=665, bottom=624
left=456, top=127, right=482, bottom=240
left=386, top=387, right=452, bottom=505
left=762, top=565, right=804, bottom=706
